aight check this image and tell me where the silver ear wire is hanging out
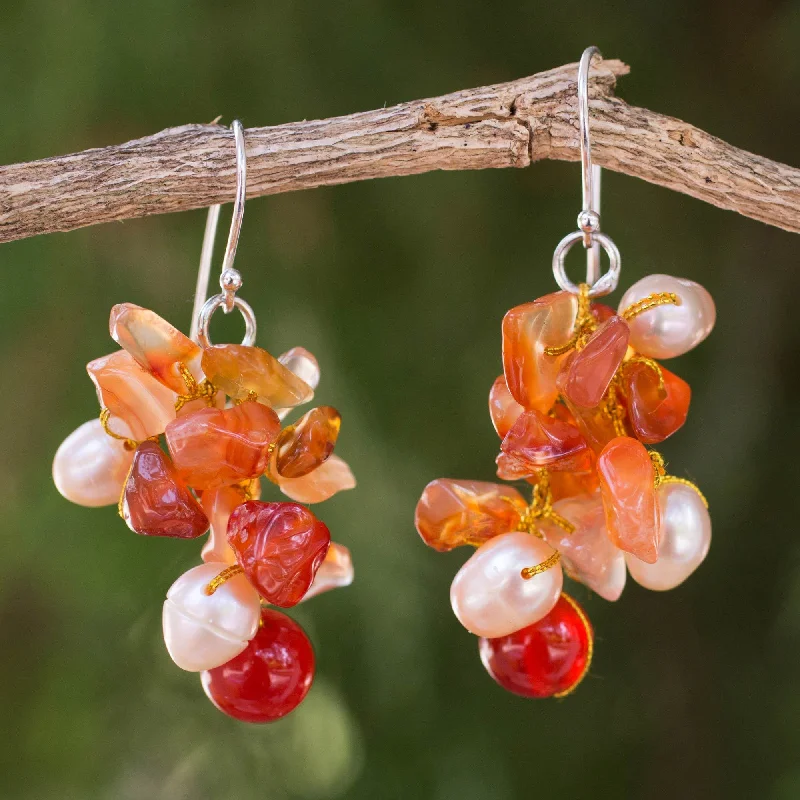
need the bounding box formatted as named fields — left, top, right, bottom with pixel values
left=191, top=119, right=257, bottom=347
left=552, top=46, right=621, bottom=298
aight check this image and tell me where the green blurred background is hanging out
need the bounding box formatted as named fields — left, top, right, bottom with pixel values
left=2, top=1, right=800, bottom=798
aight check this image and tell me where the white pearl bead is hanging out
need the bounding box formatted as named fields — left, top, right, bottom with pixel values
left=162, top=563, right=261, bottom=672
left=617, top=274, right=716, bottom=359
left=52, top=418, right=134, bottom=507
left=625, top=482, right=711, bottom=591
left=450, top=531, right=562, bottom=638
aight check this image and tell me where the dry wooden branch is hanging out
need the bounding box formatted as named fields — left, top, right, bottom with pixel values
left=0, top=57, right=798, bottom=243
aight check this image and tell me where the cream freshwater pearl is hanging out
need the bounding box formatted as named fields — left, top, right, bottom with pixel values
left=162, top=562, right=261, bottom=672
left=52, top=418, right=134, bottom=507
left=617, top=274, right=716, bottom=359
left=450, top=531, right=563, bottom=638
left=625, top=482, right=711, bottom=591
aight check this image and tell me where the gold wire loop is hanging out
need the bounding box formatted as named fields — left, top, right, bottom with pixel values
left=521, top=549, right=561, bottom=580
left=204, top=564, right=245, bottom=596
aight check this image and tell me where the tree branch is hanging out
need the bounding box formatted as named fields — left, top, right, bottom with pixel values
left=0, top=57, right=798, bottom=243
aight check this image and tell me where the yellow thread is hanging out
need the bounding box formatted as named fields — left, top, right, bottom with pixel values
left=649, top=450, right=667, bottom=486
left=174, top=362, right=217, bottom=412
left=658, top=476, right=709, bottom=508
left=621, top=292, right=681, bottom=321
left=204, top=564, right=245, bottom=595
left=552, top=592, right=594, bottom=698
left=99, top=407, right=140, bottom=451
left=602, top=380, right=628, bottom=438
left=544, top=284, right=597, bottom=356
left=624, top=355, right=666, bottom=392
left=521, top=549, right=561, bottom=580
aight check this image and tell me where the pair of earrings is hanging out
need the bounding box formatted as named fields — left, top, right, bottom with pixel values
left=52, top=48, right=715, bottom=720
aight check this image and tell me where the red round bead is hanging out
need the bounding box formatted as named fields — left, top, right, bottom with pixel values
left=201, top=608, right=315, bottom=723
left=478, top=594, right=593, bottom=698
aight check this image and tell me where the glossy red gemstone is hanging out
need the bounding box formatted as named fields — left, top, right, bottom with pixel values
left=478, top=594, right=593, bottom=698
left=501, top=409, right=591, bottom=472
left=622, top=361, right=691, bottom=444
left=201, top=608, right=314, bottom=723
left=227, top=501, right=331, bottom=607
left=120, top=440, right=208, bottom=538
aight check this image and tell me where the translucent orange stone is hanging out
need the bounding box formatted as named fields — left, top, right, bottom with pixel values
left=558, top=316, right=630, bottom=408
left=597, top=436, right=660, bottom=563
left=501, top=409, right=591, bottom=473
left=495, top=451, right=535, bottom=481
left=278, top=454, right=356, bottom=504
left=201, top=483, right=262, bottom=564
left=547, top=467, right=599, bottom=502
left=120, top=441, right=209, bottom=538
left=165, top=400, right=281, bottom=490
left=201, top=344, right=313, bottom=409
left=87, top=350, right=177, bottom=440
left=560, top=394, right=619, bottom=455
left=622, top=361, right=691, bottom=444
left=489, top=375, right=524, bottom=438
left=109, top=303, right=202, bottom=393
left=415, top=479, right=527, bottom=552
left=591, top=302, right=616, bottom=324
left=502, top=291, right=578, bottom=412
left=301, top=542, right=354, bottom=602
left=276, top=347, right=321, bottom=420
left=227, top=500, right=331, bottom=607
left=274, top=406, right=341, bottom=479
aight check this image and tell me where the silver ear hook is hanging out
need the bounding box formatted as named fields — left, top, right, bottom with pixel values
left=191, top=119, right=257, bottom=347
left=552, top=46, right=621, bottom=298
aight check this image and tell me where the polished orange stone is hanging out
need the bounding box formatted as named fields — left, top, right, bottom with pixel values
left=109, top=303, right=202, bottom=393
left=622, top=361, right=691, bottom=444
left=274, top=406, right=341, bottom=479
left=415, top=479, right=527, bottom=552
left=501, top=409, right=591, bottom=473
left=201, top=483, right=262, bottom=564
left=591, top=302, right=616, bottom=324
left=201, top=344, right=314, bottom=410
left=560, top=394, right=620, bottom=455
left=558, top=316, right=630, bottom=408
left=546, top=465, right=600, bottom=502
left=489, top=375, right=524, bottom=438
left=597, top=436, right=660, bottom=563
left=120, top=441, right=209, bottom=538
left=165, top=400, right=281, bottom=490
left=278, top=454, right=356, bottom=504
left=227, top=500, right=331, bottom=607
left=495, top=451, right=535, bottom=481
left=87, top=350, right=177, bottom=440
left=502, top=291, right=578, bottom=412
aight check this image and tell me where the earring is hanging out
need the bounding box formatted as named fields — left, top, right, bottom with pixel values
left=414, top=47, right=714, bottom=699
left=52, top=120, right=356, bottom=723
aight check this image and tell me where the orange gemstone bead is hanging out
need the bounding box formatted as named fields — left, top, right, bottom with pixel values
left=558, top=316, right=630, bottom=408
left=165, top=400, right=281, bottom=490
left=597, top=436, right=660, bottom=563
left=622, top=361, right=691, bottom=444
left=87, top=350, right=177, bottom=441
left=501, top=409, right=591, bottom=473
left=120, top=441, right=209, bottom=538
left=502, top=291, right=578, bottom=412
left=109, top=303, right=203, bottom=393
left=227, top=501, right=331, bottom=607
left=546, top=466, right=599, bottom=502
left=201, top=344, right=313, bottom=410
left=274, top=406, right=341, bottom=479
left=414, top=479, right=527, bottom=552
left=560, top=394, right=619, bottom=455
left=495, top=451, right=535, bottom=481
left=488, top=375, right=524, bottom=438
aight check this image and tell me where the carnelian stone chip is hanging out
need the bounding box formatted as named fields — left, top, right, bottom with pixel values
left=597, top=436, right=660, bottom=563
left=414, top=479, right=527, bottom=552
left=165, top=401, right=281, bottom=490
left=560, top=394, right=620, bottom=455
left=201, top=344, right=313, bottom=409
left=227, top=501, right=331, bottom=607
left=488, top=375, right=524, bottom=438
left=120, top=441, right=208, bottom=538
left=623, top=362, right=691, bottom=444
left=202, top=608, right=314, bottom=723
left=501, top=409, right=591, bottom=473
left=479, top=595, right=593, bottom=698
left=502, top=291, right=578, bottom=412
left=109, top=303, right=202, bottom=393
left=274, top=406, right=341, bottom=479
left=558, top=316, right=630, bottom=408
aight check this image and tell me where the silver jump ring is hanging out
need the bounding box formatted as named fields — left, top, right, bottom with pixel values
left=552, top=230, right=620, bottom=297
left=195, top=294, right=257, bottom=348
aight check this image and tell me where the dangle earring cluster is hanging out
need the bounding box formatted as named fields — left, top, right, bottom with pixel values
left=415, top=48, right=715, bottom=699
left=53, top=121, right=356, bottom=722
